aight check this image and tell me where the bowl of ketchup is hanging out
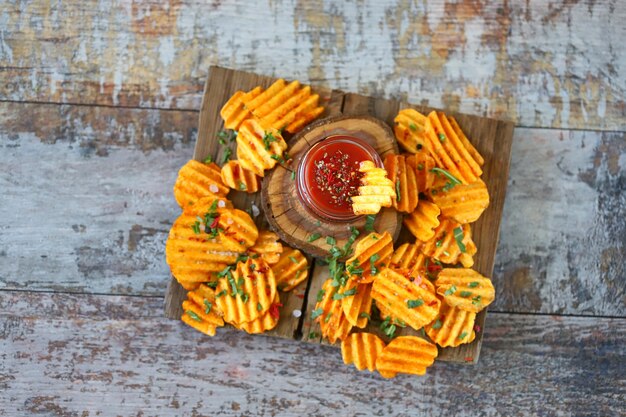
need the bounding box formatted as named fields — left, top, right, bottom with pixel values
left=296, top=135, right=383, bottom=222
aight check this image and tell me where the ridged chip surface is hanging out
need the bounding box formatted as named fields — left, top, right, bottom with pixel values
left=375, top=336, right=438, bottom=378
left=271, top=246, right=309, bottom=292
left=351, top=161, right=395, bottom=215
left=341, top=332, right=386, bottom=372
left=220, top=87, right=262, bottom=130
left=165, top=198, right=258, bottom=285
left=345, top=231, right=394, bottom=284
left=406, top=152, right=435, bottom=193
left=341, top=282, right=373, bottom=328
left=220, top=160, right=261, bottom=193
left=427, top=178, right=490, bottom=224
left=315, top=279, right=353, bottom=344
left=247, top=230, right=283, bottom=265
left=236, top=118, right=287, bottom=177
left=384, top=154, right=419, bottom=213
left=173, top=160, right=229, bottom=210
left=420, top=218, right=476, bottom=267
left=371, top=268, right=440, bottom=331
left=425, top=299, right=477, bottom=347
left=436, top=268, right=495, bottom=313
left=393, top=108, right=428, bottom=154
left=404, top=200, right=441, bottom=242
left=214, top=258, right=277, bottom=325
left=236, top=293, right=281, bottom=334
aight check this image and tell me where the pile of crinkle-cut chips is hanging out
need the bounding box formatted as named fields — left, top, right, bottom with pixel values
left=165, top=77, right=496, bottom=379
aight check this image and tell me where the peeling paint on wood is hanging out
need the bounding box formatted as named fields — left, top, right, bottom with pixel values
left=494, top=129, right=625, bottom=316
left=0, top=291, right=624, bottom=416
left=1, top=101, right=623, bottom=317
left=0, top=0, right=624, bottom=130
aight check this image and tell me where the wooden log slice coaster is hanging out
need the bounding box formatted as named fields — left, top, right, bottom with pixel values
left=261, top=115, right=402, bottom=258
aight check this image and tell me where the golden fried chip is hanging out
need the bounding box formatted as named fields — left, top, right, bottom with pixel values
left=393, top=108, right=428, bottom=153
left=341, top=332, right=386, bottom=372
left=181, top=312, right=217, bottom=336
left=404, top=200, right=441, bottom=242
left=237, top=293, right=281, bottom=334
left=271, top=246, right=309, bottom=291
left=371, top=268, right=440, bottom=331
left=220, top=160, right=261, bottom=193
left=236, top=118, right=288, bottom=177
left=420, top=219, right=476, bottom=267
left=427, top=178, right=490, bottom=224
left=447, top=116, right=484, bottom=166
left=220, top=87, right=263, bottom=130
left=214, top=258, right=277, bottom=325
left=345, top=231, right=394, bottom=284
left=425, top=300, right=476, bottom=347
left=351, top=161, right=395, bottom=215
left=388, top=243, right=430, bottom=283
left=173, top=160, right=230, bottom=210
left=165, top=198, right=258, bottom=284
left=375, top=336, right=438, bottom=378
left=436, top=268, right=495, bottom=313
left=384, top=154, right=419, bottom=213
left=341, top=281, right=373, bottom=328
left=186, top=284, right=225, bottom=327
left=254, top=84, right=325, bottom=134
left=423, top=111, right=482, bottom=184
left=406, top=152, right=436, bottom=193
left=314, top=279, right=353, bottom=344
left=182, top=299, right=224, bottom=328
left=247, top=230, right=283, bottom=265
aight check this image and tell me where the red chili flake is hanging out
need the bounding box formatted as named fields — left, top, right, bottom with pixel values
left=247, top=274, right=256, bottom=280
left=428, top=299, right=438, bottom=306
left=464, top=357, right=474, bottom=362
left=427, top=263, right=442, bottom=273
left=269, top=302, right=283, bottom=319
left=474, top=325, right=481, bottom=333
left=210, top=216, right=220, bottom=229
left=440, top=315, right=446, bottom=321
left=295, top=293, right=305, bottom=299
left=265, top=287, right=271, bottom=296
left=313, top=149, right=364, bottom=208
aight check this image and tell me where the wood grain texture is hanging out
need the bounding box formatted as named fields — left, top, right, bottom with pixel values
left=1, top=100, right=623, bottom=316
left=1, top=0, right=624, bottom=130
left=1, top=291, right=624, bottom=416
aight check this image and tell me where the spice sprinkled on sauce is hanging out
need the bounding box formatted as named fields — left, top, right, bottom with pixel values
left=312, top=148, right=365, bottom=209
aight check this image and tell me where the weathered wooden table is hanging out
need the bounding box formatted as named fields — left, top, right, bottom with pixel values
left=1, top=1, right=624, bottom=416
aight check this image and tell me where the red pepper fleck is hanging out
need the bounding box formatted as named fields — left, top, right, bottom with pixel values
left=464, top=357, right=474, bottom=362
left=473, top=325, right=481, bottom=333
left=428, top=299, right=438, bottom=306
left=210, top=216, right=220, bottom=229
left=265, top=287, right=271, bottom=296
left=295, top=293, right=305, bottom=299
left=427, top=264, right=442, bottom=273
left=313, top=149, right=364, bottom=209
left=269, top=302, right=283, bottom=319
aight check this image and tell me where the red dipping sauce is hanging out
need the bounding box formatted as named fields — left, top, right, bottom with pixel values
left=296, top=135, right=383, bottom=221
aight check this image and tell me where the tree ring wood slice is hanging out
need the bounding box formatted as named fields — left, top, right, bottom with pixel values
left=261, top=115, right=402, bottom=259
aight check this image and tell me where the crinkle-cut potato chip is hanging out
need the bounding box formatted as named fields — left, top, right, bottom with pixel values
left=215, top=258, right=277, bottom=325
left=341, top=332, right=386, bottom=372
left=181, top=312, right=217, bottom=336
left=436, top=268, right=495, bottom=313
left=425, top=299, right=476, bottom=347
left=345, top=231, right=394, bottom=284
left=384, top=154, right=419, bottom=213
left=174, top=160, right=230, bottom=210
left=236, top=293, right=281, bottom=334
left=220, top=87, right=263, bottom=130
left=389, top=242, right=423, bottom=270
left=220, top=160, right=261, bottom=193
left=421, top=219, right=476, bottom=267
left=447, top=115, right=484, bottom=167
left=182, top=299, right=224, bottom=328
left=351, top=161, right=395, bottom=215
left=271, top=246, right=309, bottom=291
left=371, top=268, right=440, bottom=331
left=247, top=230, right=283, bottom=265
left=186, top=284, right=225, bottom=326
left=315, top=279, right=353, bottom=344
left=250, top=80, right=325, bottom=134
left=406, top=152, right=436, bottom=193
left=341, top=281, right=373, bottom=328
left=166, top=198, right=258, bottom=284
left=427, top=177, right=490, bottom=224
left=404, top=200, right=441, bottom=242
left=393, top=108, right=428, bottom=154
left=236, top=118, right=288, bottom=177
left=423, top=111, right=482, bottom=184
left=375, top=336, right=438, bottom=378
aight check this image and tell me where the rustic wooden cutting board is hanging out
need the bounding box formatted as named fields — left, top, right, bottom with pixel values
left=164, top=66, right=514, bottom=364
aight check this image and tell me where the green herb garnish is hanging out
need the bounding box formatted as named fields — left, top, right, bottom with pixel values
left=332, top=288, right=357, bottom=300
left=432, top=319, right=443, bottom=329
left=221, top=147, right=232, bottom=164
left=458, top=331, right=468, bottom=340
left=395, top=179, right=401, bottom=202
left=257, top=302, right=263, bottom=312
left=365, top=215, right=376, bottom=232
left=307, top=233, right=321, bottom=242
left=444, top=285, right=457, bottom=296
left=407, top=299, right=424, bottom=308
left=430, top=167, right=461, bottom=187
left=204, top=155, right=213, bottom=164
left=262, top=131, right=278, bottom=150
left=311, top=308, right=324, bottom=320
left=316, top=289, right=325, bottom=302
left=186, top=310, right=201, bottom=322
left=468, top=281, right=479, bottom=288
left=203, top=300, right=212, bottom=314
left=409, top=122, right=417, bottom=131
left=460, top=291, right=472, bottom=298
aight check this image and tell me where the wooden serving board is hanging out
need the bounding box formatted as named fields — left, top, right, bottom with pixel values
left=164, top=66, right=515, bottom=364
